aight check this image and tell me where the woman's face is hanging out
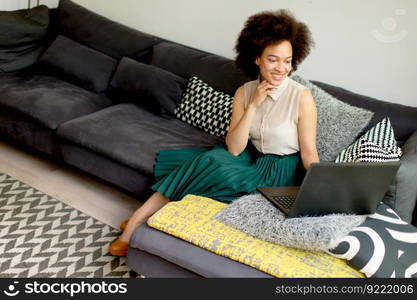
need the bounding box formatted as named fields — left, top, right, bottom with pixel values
left=255, top=40, right=293, bottom=86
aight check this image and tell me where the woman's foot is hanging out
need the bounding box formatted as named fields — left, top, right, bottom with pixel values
left=109, top=239, right=129, bottom=256
left=119, top=219, right=129, bottom=232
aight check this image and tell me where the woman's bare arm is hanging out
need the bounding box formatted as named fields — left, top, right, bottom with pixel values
left=297, top=89, right=320, bottom=169
left=226, top=81, right=276, bottom=156
left=225, top=87, right=256, bottom=156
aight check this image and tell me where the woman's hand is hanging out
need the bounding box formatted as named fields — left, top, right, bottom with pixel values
left=250, top=80, right=278, bottom=108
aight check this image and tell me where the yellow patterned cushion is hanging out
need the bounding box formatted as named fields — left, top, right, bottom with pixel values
left=147, top=194, right=364, bottom=278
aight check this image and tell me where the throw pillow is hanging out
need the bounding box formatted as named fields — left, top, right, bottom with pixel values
left=214, top=193, right=366, bottom=252
left=329, top=203, right=417, bottom=278
left=0, top=5, right=50, bottom=72
left=175, top=76, right=233, bottom=138
left=335, top=117, right=402, bottom=163
left=39, top=35, right=117, bottom=93
left=109, top=57, right=187, bottom=116
left=58, top=0, right=158, bottom=61
left=291, top=74, right=374, bottom=162
left=350, top=139, right=401, bottom=162
left=383, top=130, right=417, bottom=224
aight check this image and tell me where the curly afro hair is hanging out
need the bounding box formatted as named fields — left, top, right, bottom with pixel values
left=235, top=9, right=314, bottom=79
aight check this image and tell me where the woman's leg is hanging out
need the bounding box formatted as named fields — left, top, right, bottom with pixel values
left=109, top=191, right=170, bottom=256
left=119, top=191, right=170, bottom=242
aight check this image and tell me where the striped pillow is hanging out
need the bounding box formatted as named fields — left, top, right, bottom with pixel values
left=355, top=139, right=401, bottom=162
left=335, top=117, right=402, bottom=162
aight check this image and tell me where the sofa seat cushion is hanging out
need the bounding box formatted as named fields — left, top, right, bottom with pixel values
left=0, top=73, right=112, bottom=130
left=56, top=103, right=223, bottom=175
left=147, top=194, right=364, bottom=278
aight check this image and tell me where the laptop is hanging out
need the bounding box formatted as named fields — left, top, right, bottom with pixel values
left=257, top=161, right=400, bottom=218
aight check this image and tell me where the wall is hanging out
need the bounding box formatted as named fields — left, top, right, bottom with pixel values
left=2, top=0, right=416, bottom=107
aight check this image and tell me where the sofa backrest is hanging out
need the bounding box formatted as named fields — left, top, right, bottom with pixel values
left=39, top=1, right=417, bottom=143
left=0, top=5, right=51, bottom=72
left=150, top=39, right=417, bottom=143
left=150, top=41, right=249, bottom=96
left=57, top=0, right=159, bottom=62
left=312, top=80, right=417, bottom=143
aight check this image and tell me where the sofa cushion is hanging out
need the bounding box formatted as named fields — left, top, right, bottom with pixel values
left=39, top=35, right=117, bottom=93
left=109, top=57, right=187, bottom=116
left=56, top=103, right=223, bottom=175
left=0, top=72, right=112, bottom=130
left=151, top=42, right=248, bottom=95
left=312, top=80, right=417, bottom=143
left=292, top=75, right=374, bottom=162
left=58, top=0, right=158, bottom=62
left=175, top=76, right=233, bottom=138
left=383, top=130, right=417, bottom=224
left=0, top=5, right=50, bottom=72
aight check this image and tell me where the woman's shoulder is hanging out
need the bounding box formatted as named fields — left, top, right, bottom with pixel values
left=235, top=79, right=258, bottom=103
left=287, top=77, right=314, bottom=109
left=241, top=79, right=259, bottom=90
left=288, top=77, right=310, bottom=93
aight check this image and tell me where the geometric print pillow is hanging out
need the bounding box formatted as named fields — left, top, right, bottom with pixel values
left=329, top=203, right=417, bottom=278
left=174, top=76, right=233, bottom=139
left=354, top=139, right=402, bottom=162
left=335, top=117, right=402, bottom=162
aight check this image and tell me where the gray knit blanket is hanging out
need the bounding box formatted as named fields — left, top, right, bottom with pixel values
left=214, top=193, right=366, bottom=252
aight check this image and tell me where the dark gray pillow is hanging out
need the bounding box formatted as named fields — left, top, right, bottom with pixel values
left=39, top=35, right=117, bottom=93
left=58, top=0, right=158, bottom=61
left=383, top=130, right=417, bottom=223
left=151, top=42, right=248, bottom=96
left=291, top=74, right=374, bottom=162
left=0, top=5, right=49, bottom=72
left=109, top=57, right=187, bottom=116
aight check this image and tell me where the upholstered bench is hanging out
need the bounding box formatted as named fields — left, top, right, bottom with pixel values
left=128, top=194, right=364, bottom=278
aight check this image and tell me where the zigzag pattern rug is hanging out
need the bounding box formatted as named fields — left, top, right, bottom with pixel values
left=0, top=173, right=140, bottom=278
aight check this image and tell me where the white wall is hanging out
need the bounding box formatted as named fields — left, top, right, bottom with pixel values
left=2, top=0, right=416, bottom=107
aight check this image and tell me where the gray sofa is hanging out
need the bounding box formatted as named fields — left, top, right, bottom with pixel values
left=1, top=0, right=417, bottom=277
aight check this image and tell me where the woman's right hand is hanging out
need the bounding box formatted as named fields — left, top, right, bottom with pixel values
left=250, top=80, right=278, bottom=109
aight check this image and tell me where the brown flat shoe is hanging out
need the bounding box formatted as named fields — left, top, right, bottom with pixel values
left=119, top=219, right=129, bottom=232
left=109, top=239, right=129, bottom=256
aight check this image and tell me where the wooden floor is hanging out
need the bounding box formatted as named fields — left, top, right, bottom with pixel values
left=0, top=139, right=142, bottom=230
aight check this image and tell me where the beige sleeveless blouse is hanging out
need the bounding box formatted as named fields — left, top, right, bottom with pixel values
left=243, top=77, right=308, bottom=155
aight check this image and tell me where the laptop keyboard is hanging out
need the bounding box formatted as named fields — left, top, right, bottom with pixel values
left=272, top=195, right=296, bottom=209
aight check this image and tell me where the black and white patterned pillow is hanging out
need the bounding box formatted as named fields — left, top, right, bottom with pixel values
left=335, top=117, right=402, bottom=162
left=174, top=76, right=233, bottom=138
left=353, top=139, right=401, bottom=162
left=329, top=203, right=417, bottom=278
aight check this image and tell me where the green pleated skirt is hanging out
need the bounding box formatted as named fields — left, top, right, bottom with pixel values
left=150, top=143, right=304, bottom=203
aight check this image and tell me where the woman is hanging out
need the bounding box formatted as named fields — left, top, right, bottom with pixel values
left=109, top=9, right=319, bottom=256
